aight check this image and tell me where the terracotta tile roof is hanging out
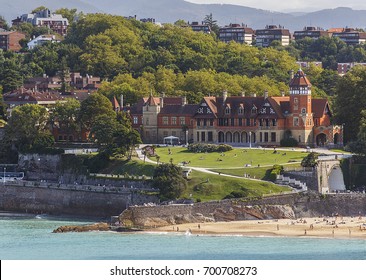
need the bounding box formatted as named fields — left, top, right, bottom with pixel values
left=112, top=96, right=120, bottom=110
left=290, top=69, right=312, bottom=87
left=271, top=96, right=291, bottom=115
left=146, top=94, right=158, bottom=106
left=312, top=99, right=331, bottom=118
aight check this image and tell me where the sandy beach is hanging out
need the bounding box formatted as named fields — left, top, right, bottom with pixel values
left=151, top=216, right=366, bottom=239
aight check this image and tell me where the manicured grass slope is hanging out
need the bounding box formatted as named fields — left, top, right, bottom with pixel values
left=154, top=147, right=306, bottom=168
left=184, top=171, right=290, bottom=202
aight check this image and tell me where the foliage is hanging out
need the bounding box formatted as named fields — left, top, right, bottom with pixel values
left=185, top=170, right=290, bottom=201
left=54, top=8, right=81, bottom=23
left=4, top=104, right=53, bottom=152
left=268, top=164, right=284, bottom=181
left=51, top=98, right=81, bottom=142
left=333, top=66, right=366, bottom=143
left=152, top=163, right=187, bottom=200
left=280, top=137, right=298, bottom=147
left=224, top=187, right=249, bottom=199
left=301, top=152, right=318, bottom=167
left=187, top=143, right=233, bottom=153
left=79, top=92, right=116, bottom=130
left=82, top=152, right=111, bottom=173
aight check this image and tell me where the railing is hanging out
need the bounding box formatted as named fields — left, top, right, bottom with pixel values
left=3, top=180, right=156, bottom=193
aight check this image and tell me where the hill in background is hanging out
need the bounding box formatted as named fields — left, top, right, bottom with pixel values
left=1, top=0, right=366, bottom=31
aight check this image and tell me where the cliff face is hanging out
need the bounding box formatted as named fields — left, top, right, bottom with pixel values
left=120, top=193, right=366, bottom=228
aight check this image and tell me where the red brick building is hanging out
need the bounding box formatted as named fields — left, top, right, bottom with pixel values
left=0, top=31, right=25, bottom=52
left=128, top=69, right=342, bottom=147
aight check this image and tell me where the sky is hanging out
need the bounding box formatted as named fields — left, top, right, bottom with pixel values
left=186, top=0, right=366, bottom=12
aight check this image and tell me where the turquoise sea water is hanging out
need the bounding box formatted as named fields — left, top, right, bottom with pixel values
left=0, top=212, right=365, bottom=260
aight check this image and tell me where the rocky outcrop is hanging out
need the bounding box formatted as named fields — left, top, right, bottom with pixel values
left=119, top=203, right=295, bottom=228
left=119, top=193, right=366, bottom=228
left=53, top=222, right=110, bottom=233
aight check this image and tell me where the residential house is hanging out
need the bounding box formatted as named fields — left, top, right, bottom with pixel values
left=190, top=22, right=211, bottom=34
left=293, top=27, right=329, bottom=40
left=0, top=31, right=25, bottom=52
left=337, top=62, right=366, bottom=76
left=332, top=28, right=366, bottom=45
left=255, top=25, right=290, bottom=47
left=219, top=23, right=254, bottom=44
left=27, top=34, right=60, bottom=50
left=12, top=9, right=69, bottom=36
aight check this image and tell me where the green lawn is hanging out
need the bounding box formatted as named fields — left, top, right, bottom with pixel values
left=212, top=163, right=302, bottom=180
left=183, top=170, right=291, bottom=202
left=152, top=147, right=307, bottom=168
left=100, top=157, right=156, bottom=177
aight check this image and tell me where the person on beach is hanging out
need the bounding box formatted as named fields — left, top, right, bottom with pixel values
left=198, top=224, right=201, bottom=229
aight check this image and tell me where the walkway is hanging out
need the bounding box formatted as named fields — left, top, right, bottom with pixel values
left=135, top=146, right=300, bottom=187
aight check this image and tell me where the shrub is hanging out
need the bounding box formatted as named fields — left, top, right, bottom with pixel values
left=224, top=187, right=249, bottom=199
left=301, top=152, right=318, bottom=167
left=268, top=164, right=284, bottom=181
left=280, top=137, right=298, bottom=147
left=187, top=143, right=233, bottom=153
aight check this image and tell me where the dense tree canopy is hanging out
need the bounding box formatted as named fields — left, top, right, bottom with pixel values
left=152, top=163, right=187, bottom=200
left=333, top=66, right=366, bottom=143
left=4, top=104, right=51, bottom=152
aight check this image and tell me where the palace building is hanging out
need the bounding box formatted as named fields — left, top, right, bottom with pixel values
left=128, top=69, right=343, bottom=147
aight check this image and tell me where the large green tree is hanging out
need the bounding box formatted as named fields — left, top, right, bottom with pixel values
left=152, top=163, right=187, bottom=200
left=79, top=93, right=116, bottom=131
left=4, top=104, right=52, bottom=152
left=334, top=66, right=366, bottom=143
left=52, top=98, right=80, bottom=142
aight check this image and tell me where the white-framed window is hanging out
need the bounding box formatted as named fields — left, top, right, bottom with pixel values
left=133, top=116, right=138, bottom=124
left=163, top=117, right=168, bottom=125
left=180, top=117, right=185, bottom=125
left=293, top=117, right=299, bottom=126
left=171, top=117, right=177, bottom=125
left=251, top=106, right=257, bottom=114
left=238, top=106, right=244, bottom=115
left=225, top=106, right=231, bottom=114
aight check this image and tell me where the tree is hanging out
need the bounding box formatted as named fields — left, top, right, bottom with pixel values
left=4, top=104, right=51, bottom=152
left=55, top=8, right=79, bottom=23
left=0, top=15, right=9, bottom=30
left=52, top=98, right=80, bottom=142
left=203, top=13, right=219, bottom=35
left=32, top=6, right=48, bottom=14
left=152, top=163, right=187, bottom=200
left=334, top=66, right=366, bottom=142
left=79, top=93, right=116, bottom=131
left=89, top=114, right=119, bottom=154
left=301, top=152, right=318, bottom=167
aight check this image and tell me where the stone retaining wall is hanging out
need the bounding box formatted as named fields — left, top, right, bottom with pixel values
left=120, top=193, right=366, bottom=227
left=0, top=184, right=159, bottom=217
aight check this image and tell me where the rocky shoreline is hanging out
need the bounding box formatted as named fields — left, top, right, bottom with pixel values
left=52, top=222, right=142, bottom=233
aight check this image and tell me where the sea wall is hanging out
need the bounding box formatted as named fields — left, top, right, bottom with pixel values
left=0, top=183, right=159, bottom=217
left=120, top=192, right=366, bottom=227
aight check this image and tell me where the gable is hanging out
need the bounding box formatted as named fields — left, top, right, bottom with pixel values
left=257, top=100, right=279, bottom=118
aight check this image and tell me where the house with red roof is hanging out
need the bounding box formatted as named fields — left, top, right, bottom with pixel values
left=128, top=69, right=342, bottom=147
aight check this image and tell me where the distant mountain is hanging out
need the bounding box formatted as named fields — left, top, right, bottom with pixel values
left=0, top=0, right=101, bottom=22
left=2, top=0, right=366, bottom=31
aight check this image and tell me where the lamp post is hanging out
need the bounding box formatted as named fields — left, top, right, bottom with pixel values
left=3, top=167, right=6, bottom=184
left=249, top=132, right=252, bottom=149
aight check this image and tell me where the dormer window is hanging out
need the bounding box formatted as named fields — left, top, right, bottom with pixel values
left=301, top=108, right=306, bottom=114
left=251, top=105, right=257, bottom=114
left=238, top=105, right=244, bottom=115
left=225, top=105, right=231, bottom=115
